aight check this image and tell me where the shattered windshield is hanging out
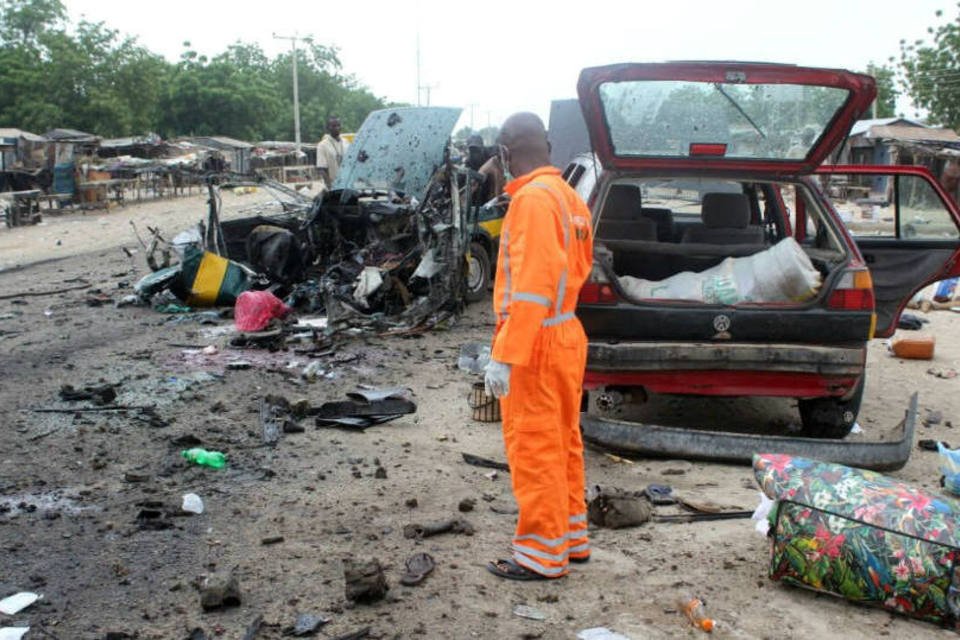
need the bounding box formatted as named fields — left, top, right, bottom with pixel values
left=333, top=107, right=462, bottom=201
left=598, top=80, right=849, bottom=161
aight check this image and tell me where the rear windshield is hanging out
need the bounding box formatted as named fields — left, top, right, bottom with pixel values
left=598, top=80, right=849, bottom=161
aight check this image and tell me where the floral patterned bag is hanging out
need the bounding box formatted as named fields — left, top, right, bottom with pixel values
left=754, top=453, right=960, bottom=628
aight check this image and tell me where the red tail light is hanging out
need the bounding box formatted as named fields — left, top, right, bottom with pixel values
left=827, top=288, right=874, bottom=310
left=827, top=269, right=874, bottom=311
left=579, top=281, right=618, bottom=304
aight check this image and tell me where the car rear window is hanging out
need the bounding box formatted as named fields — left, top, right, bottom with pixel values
left=598, top=80, right=849, bottom=161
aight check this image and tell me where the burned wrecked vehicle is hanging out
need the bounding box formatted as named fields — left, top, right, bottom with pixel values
left=143, top=107, right=484, bottom=335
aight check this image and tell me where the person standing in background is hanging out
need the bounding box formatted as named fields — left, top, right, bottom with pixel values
left=316, top=115, right=347, bottom=187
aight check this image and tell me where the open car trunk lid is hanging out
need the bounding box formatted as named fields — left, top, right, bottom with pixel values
left=577, top=62, right=876, bottom=175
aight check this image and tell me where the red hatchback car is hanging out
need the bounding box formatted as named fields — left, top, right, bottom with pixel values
left=567, top=62, right=960, bottom=438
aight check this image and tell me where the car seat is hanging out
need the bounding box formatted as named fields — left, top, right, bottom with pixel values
left=680, top=192, right=765, bottom=244
left=595, top=184, right=657, bottom=241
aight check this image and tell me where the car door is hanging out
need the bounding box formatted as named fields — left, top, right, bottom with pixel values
left=817, top=164, right=960, bottom=337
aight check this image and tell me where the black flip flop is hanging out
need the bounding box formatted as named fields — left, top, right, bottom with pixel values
left=486, top=558, right=552, bottom=581
left=569, top=555, right=590, bottom=564
left=400, top=552, right=436, bottom=586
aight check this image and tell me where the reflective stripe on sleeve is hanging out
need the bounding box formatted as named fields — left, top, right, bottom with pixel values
left=498, top=229, right=511, bottom=321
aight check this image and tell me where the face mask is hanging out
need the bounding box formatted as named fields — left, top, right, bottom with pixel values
left=498, top=144, right=513, bottom=181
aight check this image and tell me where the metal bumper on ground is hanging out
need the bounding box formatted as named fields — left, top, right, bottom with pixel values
left=580, top=393, right=917, bottom=472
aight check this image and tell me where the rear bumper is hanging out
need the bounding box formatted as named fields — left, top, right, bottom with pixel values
left=585, top=341, right=866, bottom=397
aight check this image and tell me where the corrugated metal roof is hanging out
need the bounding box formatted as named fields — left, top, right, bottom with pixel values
left=867, top=125, right=960, bottom=143
left=43, top=128, right=99, bottom=141
left=0, top=128, right=45, bottom=142
left=185, top=136, right=252, bottom=149
left=849, top=117, right=927, bottom=137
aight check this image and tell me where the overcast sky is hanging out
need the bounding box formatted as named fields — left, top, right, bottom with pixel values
left=65, top=0, right=950, bottom=133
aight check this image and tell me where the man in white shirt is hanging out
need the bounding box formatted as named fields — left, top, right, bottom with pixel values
left=316, top=116, right=347, bottom=186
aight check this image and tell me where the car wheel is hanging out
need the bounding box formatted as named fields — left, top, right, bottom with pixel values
left=797, top=376, right=865, bottom=439
left=465, top=241, right=491, bottom=303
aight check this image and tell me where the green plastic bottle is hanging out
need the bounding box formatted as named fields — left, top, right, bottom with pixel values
left=181, top=448, right=226, bottom=469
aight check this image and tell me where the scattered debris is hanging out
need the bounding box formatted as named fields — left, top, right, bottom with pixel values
left=577, top=628, right=632, bottom=640
left=0, top=592, right=41, bottom=615
left=399, top=552, right=436, bottom=587
left=457, top=341, right=490, bottom=374
left=918, top=439, right=948, bottom=451
left=402, top=518, right=475, bottom=539
left=468, top=382, right=501, bottom=422
left=0, top=628, right=30, bottom=640
left=58, top=382, right=118, bottom=405
left=890, top=334, right=935, bottom=359
left=235, top=290, right=291, bottom=331
left=513, top=604, right=547, bottom=621
left=287, top=612, right=330, bottom=637
left=458, top=498, right=476, bottom=513
left=928, top=367, right=958, bottom=379
left=587, top=487, right=652, bottom=529
left=181, top=448, right=226, bottom=469
left=343, top=558, right=389, bottom=604
left=938, top=442, right=960, bottom=495
left=261, top=535, right=285, bottom=545
left=200, top=569, right=242, bottom=611
left=925, top=410, right=944, bottom=427
left=328, top=627, right=371, bottom=640
left=897, top=312, right=929, bottom=331
left=243, top=614, right=264, bottom=640
left=461, top=452, right=510, bottom=472
left=181, top=493, right=204, bottom=514
left=314, top=392, right=416, bottom=429
left=643, top=484, right=676, bottom=505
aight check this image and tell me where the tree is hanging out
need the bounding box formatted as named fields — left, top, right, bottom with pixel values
left=900, top=8, right=960, bottom=128
left=865, top=62, right=897, bottom=118
left=0, top=0, right=390, bottom=140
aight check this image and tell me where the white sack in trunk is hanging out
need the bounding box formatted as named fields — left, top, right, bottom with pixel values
left=618, top=237, right=821, bottom=304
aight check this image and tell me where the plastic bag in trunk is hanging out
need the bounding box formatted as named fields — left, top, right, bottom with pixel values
left=619, top=237, right=821, bottom=304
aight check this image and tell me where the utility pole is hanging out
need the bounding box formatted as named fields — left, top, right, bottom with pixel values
left=273, top=32, right=303, bottom=153
left=416, top=32, right=421, bottom=106
left=467, top=103, right=478, bottom=130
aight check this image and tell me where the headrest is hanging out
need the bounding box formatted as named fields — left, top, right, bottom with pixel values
left=602, top=184, right=642, bottom=220
left=701, top=192, right=750, bottom=228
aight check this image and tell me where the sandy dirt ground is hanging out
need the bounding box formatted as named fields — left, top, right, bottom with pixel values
left=1, top=193, right=959, bottom=639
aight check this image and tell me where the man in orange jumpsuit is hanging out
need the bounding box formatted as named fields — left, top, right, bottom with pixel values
left=484, top=112, right=594, bottom=580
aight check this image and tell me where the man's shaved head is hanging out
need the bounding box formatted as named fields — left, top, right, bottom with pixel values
left=498, top=112, right=551, bottom=178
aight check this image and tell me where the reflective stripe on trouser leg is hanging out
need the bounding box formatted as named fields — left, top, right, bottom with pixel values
left=501, top=349, right=570, bottom=577
left=565, top=324, right=590, bottom=560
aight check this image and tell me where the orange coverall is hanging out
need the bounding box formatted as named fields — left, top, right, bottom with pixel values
left=491, top=166, right=594, bottom=577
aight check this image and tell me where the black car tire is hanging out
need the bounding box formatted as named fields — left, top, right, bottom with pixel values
left=465, top=241, right=491, bottom=303
left=797, top=376, right=865, bottom=439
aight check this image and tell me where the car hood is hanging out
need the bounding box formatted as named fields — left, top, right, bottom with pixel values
left=332, top=106, right=462, bottom=201
left=577, top=62, right=876, bottom=175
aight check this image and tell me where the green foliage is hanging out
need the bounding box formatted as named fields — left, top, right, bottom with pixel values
left=0, top=0, right=388, bottom=139
left=900, top=7, right=960, bottom=128
left=865, top=62, right=898, bottom=118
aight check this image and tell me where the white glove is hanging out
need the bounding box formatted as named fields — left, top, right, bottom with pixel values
left=484, top=358, right=512, bottom=399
